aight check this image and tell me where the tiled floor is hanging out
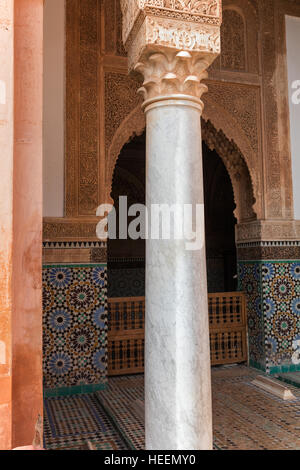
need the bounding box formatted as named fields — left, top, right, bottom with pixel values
left=44, top=365, right=300, bottom=450
left=211, top=366, right=300, bottom=450
left=97, top=375, right=144, bottom=450
left=44, top=393, right=128, bottom=450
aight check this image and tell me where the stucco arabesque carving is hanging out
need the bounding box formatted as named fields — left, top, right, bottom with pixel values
left=106, top=105, right=146, bottom=205
left=202, top=119, right=256, bottom=222
left=121, top=0, right=222, bottom=46
left=136, top=49, right=211, bottom=106
left=107, top=104, right=256, bottom=223
left=120, top=0, right=222, bottom=102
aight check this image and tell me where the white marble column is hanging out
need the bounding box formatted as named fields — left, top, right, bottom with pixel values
left=145, top=97, right=212, bottom=451
left=120, top=0, right=222, bottom=451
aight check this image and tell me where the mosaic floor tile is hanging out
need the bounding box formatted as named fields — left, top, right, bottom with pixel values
left=212, top=367, right=300, bottom=450
left=96, top=366, right=300, bottom=451
left=96, top=375, right=145, bottom=450
left=44, top=393, right=128, bottom=450
left=44, top=366, right=300, bottom=451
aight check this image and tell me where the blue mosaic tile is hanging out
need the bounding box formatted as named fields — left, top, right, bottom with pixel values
left=238, top=260, right=300, bottom=373
left=43, top=264, right=108, bottom=391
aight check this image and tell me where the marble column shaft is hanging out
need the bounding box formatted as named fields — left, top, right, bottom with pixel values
left=119, top=0, right=222, bottom=451
left=145, top=98, right=213, bottom=450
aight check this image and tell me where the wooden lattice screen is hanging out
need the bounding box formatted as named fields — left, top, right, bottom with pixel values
left=208, top=292, right=247, bottom=365
left=108, top=297, right=145, bottom=376
left=108, top=292, right=247, bottom=376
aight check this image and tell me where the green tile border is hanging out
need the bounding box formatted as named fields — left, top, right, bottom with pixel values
left=44, top=382, right=107, bottom=398
left=269, top=364, right=300, bottom=375
left=249, top=359, right=266, bottom=373
left=276, top=374, right=300, bottom=389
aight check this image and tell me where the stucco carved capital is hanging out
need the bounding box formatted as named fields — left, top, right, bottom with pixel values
left=120, top=0, right=222, bottom=103
left=135, top=49, right=210, bottom=105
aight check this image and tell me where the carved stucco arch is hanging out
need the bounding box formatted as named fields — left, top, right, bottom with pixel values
left=106, top=105, right=146, bottom=205
left=107, top=97, right=258, bottom=223
left=202, top=94, right=261, bottom=218
left=202, top=119, right=256, bottom=222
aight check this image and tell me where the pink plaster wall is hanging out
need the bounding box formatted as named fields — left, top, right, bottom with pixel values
left=11, top=0, right=43, bottom=448
left=0, top=0, right=14, bottom=451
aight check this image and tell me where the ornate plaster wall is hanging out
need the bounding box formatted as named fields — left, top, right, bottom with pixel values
left=42, top=0, right=300, bottom=376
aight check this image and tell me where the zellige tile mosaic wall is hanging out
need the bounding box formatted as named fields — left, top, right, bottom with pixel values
left=43, top=264, right=108, bottom=395
left=238, top=260, right=300, bottom=374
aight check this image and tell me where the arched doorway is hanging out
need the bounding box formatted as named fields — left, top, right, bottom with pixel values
left=108, top=132, right=146, bottom=300
left=203, top=142, right=237, bottom=293
left=108, top=133, right=238, bottom=298
left=107, top=128, right=250, bottom=375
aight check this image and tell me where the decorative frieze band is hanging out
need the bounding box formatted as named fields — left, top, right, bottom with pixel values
left=237, top=241, right=300, bottom=248
left=43, top=218, right=103, bottom=242
left=121, top=0, right=222, bottom=77
left=236, top=220, right=300, bottom=244
left=122, top=0, right=222, bottom=47
left=43, top=241, right=107, bottom=249
left=42, top=240, right=107, bottom=265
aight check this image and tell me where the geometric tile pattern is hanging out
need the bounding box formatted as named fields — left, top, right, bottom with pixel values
left=212, top=366, right=300, bottom=450
left=97, top=366, right=300, bottom=450
left=238, top=260, right=300, bottom=373
left=43, top=394, right=128, bottom=450
left=96, top=375, right=145, bottom=450
left=238, top=262, right=265, bottom=370
left=43, top=264, right=108, bottom=390
left=263, top=261, right=300, bottom=372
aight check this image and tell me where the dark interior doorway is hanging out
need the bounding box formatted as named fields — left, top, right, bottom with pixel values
left=108, top=132, right=237, bottom=298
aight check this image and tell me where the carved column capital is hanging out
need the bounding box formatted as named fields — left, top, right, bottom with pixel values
left=121, top=0, right=222, bottom=105
left=136, top=49, right=211, bottom=109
